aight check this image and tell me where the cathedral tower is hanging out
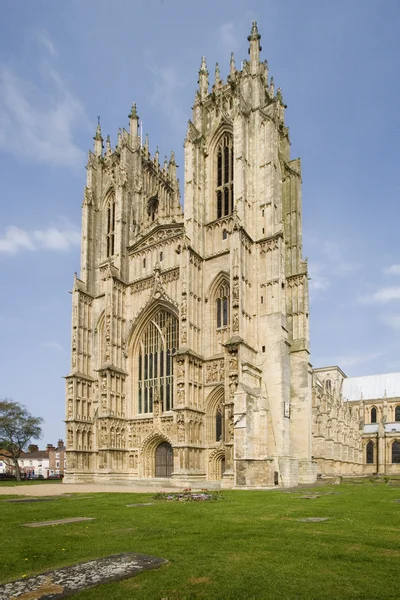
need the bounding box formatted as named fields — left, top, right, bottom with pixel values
left=65, top=23, right=315, bottom=487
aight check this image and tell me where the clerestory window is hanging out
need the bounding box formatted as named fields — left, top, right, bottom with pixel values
left=216, top=135, right=234, bottom=219
left=137, top=310, right=178, bottom=414
left=395, top=405, right=400, bottom=422
left=216, top=282, right=229, bottom=329
left=371, top=407, right=377, bottom=423
left=106, top=197, right=115, bottom=257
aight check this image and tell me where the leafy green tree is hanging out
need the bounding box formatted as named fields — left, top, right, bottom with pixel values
left=0, top=399, right=43, bottom=481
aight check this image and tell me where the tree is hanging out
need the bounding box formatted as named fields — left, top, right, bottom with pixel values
left=0, top=400, right=43, bottom=481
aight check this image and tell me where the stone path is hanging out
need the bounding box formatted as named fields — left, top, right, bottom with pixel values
left=22, top=517, right=95, bottom=528
left=0, top=553, right=167, bottom=600
left=0, top=483, right=160, bottom=497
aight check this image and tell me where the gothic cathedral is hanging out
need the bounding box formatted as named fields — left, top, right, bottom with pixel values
left=65, top=23, right=316, bottom=488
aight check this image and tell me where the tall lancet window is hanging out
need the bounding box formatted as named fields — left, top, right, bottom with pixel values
left=137, top=310, right=178, bottom=414
left=216, top=282, right=229, bottom=329
left=106, top=196, right=115, bottom=257
left=216, top=134, right=234, bottom=219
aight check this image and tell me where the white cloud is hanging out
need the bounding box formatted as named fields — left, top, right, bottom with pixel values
left=336, top=352, right=382, bottom=369
left=36, top=30, right=58, bottom=57
left=217, top=22, right=239, bottom=53
left=308, top=263, right=330, bottom=295
left=0, top=32, right=87, bottom=167
left=0, top=220, right=80, bottom=255
left=148, top=63, right=186, bottom=133
left=43, top=341, right=65, bottom=352
left=359, top=286, right=400, bottom=304
left=381, top=313, right=400, bottom=330
left=384, top=264, right=400, bottom=275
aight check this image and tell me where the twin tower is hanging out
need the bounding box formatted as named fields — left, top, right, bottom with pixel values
left=65, top=23, right=316, bottom=487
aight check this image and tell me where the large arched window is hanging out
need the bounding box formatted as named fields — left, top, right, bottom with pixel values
left=216, top=282, right=229, bottom=329
left=137, top=310, right=178, bottom=414
left=395, top=405, right=400, bottom=422
left=366, top=441, right=374, bottom=464
left=371, top=407, right=377, bottom=423
left=216, top=134, right=234, bottom=219
left=392, top=440, right=400, bottom=464
left=106, top=196, right=115, bottom=257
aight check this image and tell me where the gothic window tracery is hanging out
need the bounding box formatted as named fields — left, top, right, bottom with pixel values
left=137, top=310, right=178, bottom=414
left=395, top=405, right=400, bottom=422
left=216, top=134, right=234, bottom=219
left=106, top=196, right=115, bottom=257
left=371, top=406, right=377, bottom=423
left=216, top=282, right=230, bottom=329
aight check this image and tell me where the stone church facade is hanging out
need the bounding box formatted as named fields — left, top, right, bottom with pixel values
left=65, top=23, right=400, bottom=487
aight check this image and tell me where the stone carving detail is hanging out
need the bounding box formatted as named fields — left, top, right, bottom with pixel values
left=229, top=352, right=238, bottom=372
left=176, top=358, right=185, bottom=380
left=176, top=382, right=185, bottom=404
left=129, top=452, right=138, bottom=469
left=232, top=311, right=239, bottom=332
left=130, top=276, right=154, bottom=294
left=161, top=268, right=180, bottom=284
left=259, top=235, right=281, bottom=253
left=68, top=399, right=73, bottom=419
left=205, top=359, right=225, bottom=383
left=181, top=323, right=187, bottom=344
left=177, top=412, right=185, bottom=442
left=229, top=374, right=238, bottom=399
left=133, top=228, right=184, bottom=253
left=232, top=281, right=239, bottom=307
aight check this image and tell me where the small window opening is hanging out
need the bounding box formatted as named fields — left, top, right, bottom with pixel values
left=262, top=345, right=266, bottom=353
left=143, top=258, right=146, bottom=269
left=261, top=296, right=264, bottom=304
left=222, top=229, right=228, bottom=240
left=262, top=228, right=265, bottom=234
left=262, top=209, right=265, bottom=217
left=371, top=407, right=377, bottom=423
left=160, top=251, right=163, bottom=262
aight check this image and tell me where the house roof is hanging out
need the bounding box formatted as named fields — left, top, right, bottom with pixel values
left=20, top=450, right=49, bottom=460
left=342, top=372, right=400, bottom=402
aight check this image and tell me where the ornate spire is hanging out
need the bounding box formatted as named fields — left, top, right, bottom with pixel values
left=144, top=133, right=149, bottom=153
left=154, top=146, right=159, bottom=165
left=93, top=117, right=103, bottom=157
left=247, top=21, right=262, bottom=74
left=230, top=52, right=236, bottom=77
left=198, top=56, right=209, bottom=99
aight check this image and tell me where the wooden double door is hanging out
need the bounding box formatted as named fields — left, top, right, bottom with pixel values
left=155, top=442, right=174, bottom=477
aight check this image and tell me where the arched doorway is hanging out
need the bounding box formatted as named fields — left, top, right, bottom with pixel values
left=155, top=442, right=174, bottom=477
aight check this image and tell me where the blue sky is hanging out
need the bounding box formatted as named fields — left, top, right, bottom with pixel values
left=0, top=0, right=399, bottom=444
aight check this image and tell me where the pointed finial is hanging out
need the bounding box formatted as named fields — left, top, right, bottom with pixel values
left=230, top=52, right=236, bottom=77
left=276, top=87, right=283, bottom=103
left=106, top=134, right=111, bottom=154
left=270, top=76, right=275, bottom=97
left=154, top=146, right=159, bottom=164
left=248, top=21, right=261, bottom=42
left=93, top=117, right=103, bottom=157
left=168, top=150, right=177, bottom=179
left=129, top=102, right=137, bottom=120
left=198, top=56, right=209, bottom=99
left=163, top=156, right=168, bottom=170
left=144, top=133, right=149, bottom=152
left=199, top=56, right=208, bottom=74
left=169, top=150, right=176, bottom=165
left=214, top=62, right=221, bottom=84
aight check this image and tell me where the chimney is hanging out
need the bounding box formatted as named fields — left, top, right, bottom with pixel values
left=28, top=444, right=39, bottom=453
left=58, top=439, right=64, bottom=449
left=46, top=444, right=55, bottom=454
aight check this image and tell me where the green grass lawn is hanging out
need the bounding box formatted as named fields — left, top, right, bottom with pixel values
left=0, top=480, right=399, bottom=599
